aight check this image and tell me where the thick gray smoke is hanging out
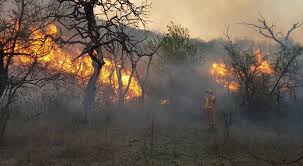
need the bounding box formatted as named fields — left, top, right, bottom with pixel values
left=134, top=0, right=303, bottom=40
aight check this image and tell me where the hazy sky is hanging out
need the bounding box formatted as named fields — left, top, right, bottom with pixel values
left=137, top=0, right=303, bottom=40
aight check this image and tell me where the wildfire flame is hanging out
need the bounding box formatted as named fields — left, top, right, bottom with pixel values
left=12, top=24, right=141, bottom=100
left=251, top=50, right=273, bottom=75
left=210, top=50, right=273, bottom=92
left=209, top=63, right=239, bottom=92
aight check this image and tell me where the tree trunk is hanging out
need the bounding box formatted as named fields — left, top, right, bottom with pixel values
left=0, top=111, right=9, bottom=143
left=140, top=87, right=145, bottom=104
left=0, top=46, right=8, bottom=97
left=117, top=68, right=125, bottom=111
left=241, top=83, right=250, bottom=105
left=116, top=61, right=135, bottom=111
left=0, top=46, right=9, bottom=142
left=82, top=2, right=105, bottom=122
left=134, top=63, right=150, bottom=111
left=82, top=57, right=102, bottom=123
left=118, top=92, right=125, bottom=111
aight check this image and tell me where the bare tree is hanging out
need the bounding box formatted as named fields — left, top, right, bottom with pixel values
left=220, top=100, right=238, bottom=146
left=107, top=39, right=155, bottom=111
left=134, top=55, right=152, bottom=104
left=224, top=35, right=272, bottom=104
left=224, top=18, right=303, bottom=105
left=107, top=36, right=158, bottom=111
left=107, top=41, right=136, bottom=111
left=242, top=18, right=303, bottom=100
left=54, top=0, right=154, bottom=121
left=0, top=0, right=58, bottom=141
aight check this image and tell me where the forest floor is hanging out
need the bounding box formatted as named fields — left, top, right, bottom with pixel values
left=0, top=110, right=302, bottom=166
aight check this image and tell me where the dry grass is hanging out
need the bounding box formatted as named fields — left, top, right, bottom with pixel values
left=0, top=96, right=302, bottom=166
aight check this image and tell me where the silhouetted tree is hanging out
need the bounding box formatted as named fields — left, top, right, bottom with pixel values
left=0, top=0, right=58, bottom=141
left=243, top=18, right=303, bottom=99
left=107, top=41, right=135, bottom=111
left=224, top=18, right=303, bottom=105
left=224, top=35, right=272, bottom=104
left=54, top=0, right=155, bottom=120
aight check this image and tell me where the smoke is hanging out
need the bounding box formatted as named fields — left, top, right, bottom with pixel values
left=138, top=0, right=303, bottom=40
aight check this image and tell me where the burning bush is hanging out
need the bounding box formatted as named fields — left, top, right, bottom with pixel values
left=210, top=20, right=303, bottom=107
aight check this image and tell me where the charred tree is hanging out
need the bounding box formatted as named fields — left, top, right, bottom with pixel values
left=223, top=38, right=269, bottom=105
left=107, top=40, right=142, bottom=111
left=135, top=56, right=153, bottom=105
left=82, top=48, right=104, bottom=121
left=0, top=0, right=59, bottom=141
left=0, top=43, right=7, bottom=98
left=55, top=0, right=155, bottom=119
left=224, top=18, right=303, bottom=106
left=243, top=18, right=303, bottom=101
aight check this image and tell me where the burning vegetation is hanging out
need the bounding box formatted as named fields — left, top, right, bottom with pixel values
left=252, top=50, right=273, bottom=75
left=14, top=24, right=141, bottom=100
left=209, top=63, right=239, bottom=92
left=210, top=49, right=273, bottom=92
left=1, top=0, right=303, bottom=165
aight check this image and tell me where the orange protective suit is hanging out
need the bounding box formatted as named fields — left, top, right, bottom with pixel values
left=203, top=95, right=216, bottom=126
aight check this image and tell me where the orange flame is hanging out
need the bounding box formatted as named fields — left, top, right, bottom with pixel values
left=209, top=63, right=239, bottom=91
left=210, top=50, right=273, bottom=92
left=12, top=24, right=141, bottom=100
left=251, top=50, right=273, bottom=75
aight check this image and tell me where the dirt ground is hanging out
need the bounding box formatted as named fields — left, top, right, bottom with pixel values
left=0, top=108, right=302, bottom=166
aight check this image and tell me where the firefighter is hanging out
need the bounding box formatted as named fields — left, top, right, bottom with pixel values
left=203, top=89, right=216, bottom=131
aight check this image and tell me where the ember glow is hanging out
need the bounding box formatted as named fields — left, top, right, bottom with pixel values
left=13, top=24, right=141, bottom=100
